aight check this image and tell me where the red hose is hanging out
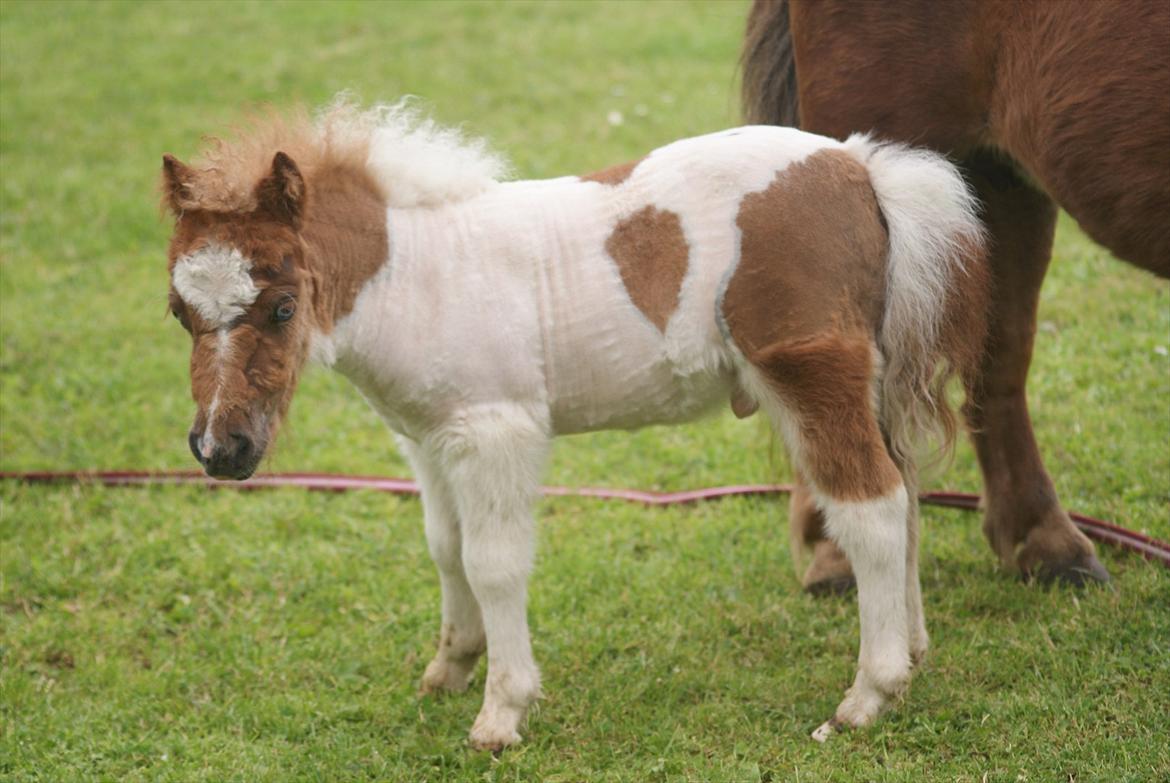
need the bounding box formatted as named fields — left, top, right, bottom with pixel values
left=3, top=470, right=1167, bottom=568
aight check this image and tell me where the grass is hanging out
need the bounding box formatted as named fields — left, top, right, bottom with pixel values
left=1, top=1, right=1167, bottom=780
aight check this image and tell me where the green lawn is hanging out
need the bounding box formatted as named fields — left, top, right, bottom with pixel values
left=1, top=2, right=1167, bottom=781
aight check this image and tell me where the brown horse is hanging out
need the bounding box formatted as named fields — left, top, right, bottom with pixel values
left=743, top=0, right=1170, bottom=591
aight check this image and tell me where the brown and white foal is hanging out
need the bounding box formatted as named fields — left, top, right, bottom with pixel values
left=162, top=101, right=989, bottom=748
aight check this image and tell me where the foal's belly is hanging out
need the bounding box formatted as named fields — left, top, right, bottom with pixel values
left=545, top=312, right=735, bottom=436
left=549, top=364, right=734, bottom=435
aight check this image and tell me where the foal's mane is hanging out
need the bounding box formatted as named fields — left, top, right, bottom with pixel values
left=176, top=96, right=510, bottom=212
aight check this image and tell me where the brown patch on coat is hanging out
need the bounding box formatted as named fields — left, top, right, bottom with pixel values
left=722, top=149, right=888, bottom=352
left=581, top=158, right=642, bottom=186
left=605, top=206, right=689, bottom=333
left=722, top=149, right=896, bottom=501
left=297, top=160, right=390, bottom=331
left=757, top=333, right=902, bottom=500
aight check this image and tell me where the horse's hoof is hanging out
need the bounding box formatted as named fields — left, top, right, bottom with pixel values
left=419, top=657, right=476, bottom=696
left=1027, top=553, right=1111, bottom=587
left=1001, top=507, right=1109, bottom=587
left=811, top=719, right=837, bottom=742
left=468, top=703, right=525, bottom=752
left=468, top=726, right=521, bottom=753
left=804, top=574, right=857, bottom=597
left=801, top=539, right=855, bottom=597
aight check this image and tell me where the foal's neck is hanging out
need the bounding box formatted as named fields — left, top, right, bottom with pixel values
left=301, top=164, right=390, bottom=332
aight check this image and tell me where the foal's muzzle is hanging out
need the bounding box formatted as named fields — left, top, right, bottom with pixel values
left=189, top=428, right=260, bottom=481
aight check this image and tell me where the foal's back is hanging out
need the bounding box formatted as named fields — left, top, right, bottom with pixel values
left=542, top=125, right=853, bottom=434
left=370, top=126, right=874, bottom=437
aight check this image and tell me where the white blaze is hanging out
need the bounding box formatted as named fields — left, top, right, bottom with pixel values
left=172, top=243, right=259, bottom=328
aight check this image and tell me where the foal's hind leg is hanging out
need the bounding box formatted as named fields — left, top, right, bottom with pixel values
left=400, top=438, right=486, bottom=694
left=790, top=476, right=855, bottom=595
left=743, top=335, right=914, bottom=738
left=793, top=454, right=926, bottom=659
left=897, top=465, right=929, bottom=666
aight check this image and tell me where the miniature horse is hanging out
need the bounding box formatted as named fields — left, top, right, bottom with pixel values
left=743, top=0, right=1170, bottom=592
left=161, top=101, right=988, bottom=747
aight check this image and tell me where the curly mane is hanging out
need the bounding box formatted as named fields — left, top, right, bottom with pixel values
left=173, top=96, right=511, bottom=212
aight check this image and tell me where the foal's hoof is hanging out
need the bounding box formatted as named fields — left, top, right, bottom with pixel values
left=804, top=574, right=857, bottom=597
left=1027, top=553, right=1111, bottom=587
left=468, top=723, right=521, bottom=752
left=419, top=657, right=476, bottom=695
left=811, top=718, right=842, bottom=743
left=468, top=701, right=527, bottom=752
left=801, top=540, right=855, bottom=597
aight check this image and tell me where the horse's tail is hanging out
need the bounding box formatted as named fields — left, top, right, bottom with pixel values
left=844, top=134, right=991, bottom=467
left=741, top=0, right=798, bottom=126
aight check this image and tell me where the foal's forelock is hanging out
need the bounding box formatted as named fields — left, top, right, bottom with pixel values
left=172, top=242, right=261, bottom=327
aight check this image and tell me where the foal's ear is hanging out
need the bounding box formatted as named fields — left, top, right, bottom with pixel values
left=161, top=154, right=198, bottom=214
left=256, top=151, right=306, bottom=227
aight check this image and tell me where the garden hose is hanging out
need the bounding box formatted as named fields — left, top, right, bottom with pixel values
left=2, top=470, right=1167, bottom=568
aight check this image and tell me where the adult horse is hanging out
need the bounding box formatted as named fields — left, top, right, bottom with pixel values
left=743, top=0, right=1170, bottom=591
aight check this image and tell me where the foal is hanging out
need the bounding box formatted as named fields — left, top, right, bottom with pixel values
left=161, top=101, right=989, bottom=747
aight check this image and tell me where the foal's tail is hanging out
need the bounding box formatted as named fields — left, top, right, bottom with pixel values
left=845, top=135, right=991, bottom=466
left=741, top=0, right=798, bottom=126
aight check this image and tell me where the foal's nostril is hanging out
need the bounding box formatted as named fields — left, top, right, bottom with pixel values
left=188, top=430, right=204, bottom=463
left=202, top=431, right=258, bottom=480
left=228, top=431, right=253, bottom=460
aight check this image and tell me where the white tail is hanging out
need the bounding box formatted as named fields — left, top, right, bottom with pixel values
left=843, top=134, right=990, bottom=465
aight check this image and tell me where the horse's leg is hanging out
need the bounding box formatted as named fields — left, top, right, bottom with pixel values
left=434, top=404, right=548, bottom=751
left=897, top=460, right=929, bottom=666
left=790, top=474, right=855, bottom=595
left=962, top=155, right=1108, bottom=584
left=813, top=484, right=911, bottom=740
left=788, top=158, right=1108, bottom=588
left=799, top=460, right=926, bottom=659
left=743, top=334, right=914, bottom=739
left=400, top=437, right=487, bottom=695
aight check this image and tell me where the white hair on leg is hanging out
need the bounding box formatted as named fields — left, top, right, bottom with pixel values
left=401, top=436, right=487, bottom=694
left=734, top=357, right=913, bottom=740
left=428, top=402, right=550, bottom=751
left=812, top=485, right=911, bottom=742
left=900, top=467, right=929, bottom=666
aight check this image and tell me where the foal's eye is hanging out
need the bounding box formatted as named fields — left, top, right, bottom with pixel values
left=273, top=298, right=296, bottom=324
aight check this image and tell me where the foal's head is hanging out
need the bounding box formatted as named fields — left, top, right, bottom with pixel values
left=162, top=151, right=314, bottom=479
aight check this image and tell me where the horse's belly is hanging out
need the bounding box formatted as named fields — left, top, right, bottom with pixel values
left=545, top=299, right=732, bottom=435
left=549, top=356, right=731, bottom=435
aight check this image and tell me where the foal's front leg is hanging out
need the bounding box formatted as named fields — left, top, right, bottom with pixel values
left=433, top=406, right=549, bottom=751
left=400, top=438, right=486, bottom=694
